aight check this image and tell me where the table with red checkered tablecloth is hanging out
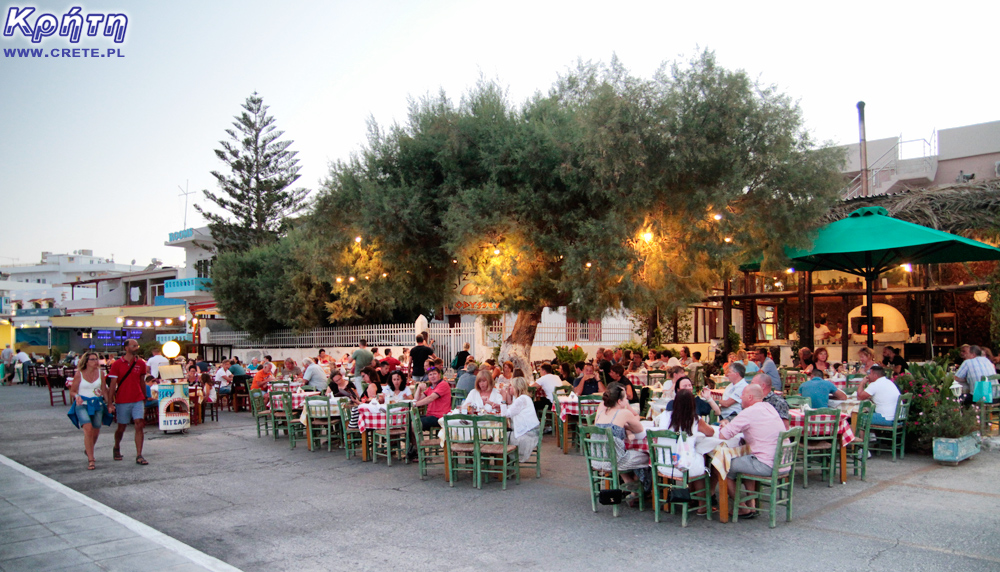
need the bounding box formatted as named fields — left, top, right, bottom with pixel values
left=788, top=408, right=855, bottom=484
left=268, top=391, right=321, bottom=410
left=356, top=405, right=412, bottom=461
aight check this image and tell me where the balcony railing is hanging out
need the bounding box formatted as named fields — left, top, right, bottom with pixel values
left=164, top=277, right=212, bottom=294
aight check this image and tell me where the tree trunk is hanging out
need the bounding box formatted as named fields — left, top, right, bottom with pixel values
left=498, top=309, right=542, bottom=375
left=645, top=306, right=659, bottom=348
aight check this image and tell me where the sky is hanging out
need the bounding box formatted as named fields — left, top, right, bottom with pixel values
left=1, top=0, right=997, bottom=269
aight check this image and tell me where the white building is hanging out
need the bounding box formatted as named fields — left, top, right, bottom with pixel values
left=0, top=250, right=135, bottom=288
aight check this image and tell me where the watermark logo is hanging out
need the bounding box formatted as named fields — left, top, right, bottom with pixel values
left=3, top=6, right=127, bottom=43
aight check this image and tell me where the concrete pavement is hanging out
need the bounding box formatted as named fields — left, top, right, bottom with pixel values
left=1, top=383, right=999, bottom=571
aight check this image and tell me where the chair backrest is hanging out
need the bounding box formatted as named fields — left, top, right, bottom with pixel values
left=442, top=413, right=477, bottom=448
left=855, top=400, right=875, bottom=439
left=386, top=402, right=411, bottom=431
left=451, top=389, right=468, bottom=409
left=271, top=381, right=291, bottom=392
left=554, top=386, right=572, bottom=397
left=476, top=414, right=508, bottom=444
left=771, top=427, right=802, bottom=479
left=647, top=369, right=667, bottom=386
left=580, top=425, right=617, bottom=470
left=803, top=407, right=839, bottom=440
left=578, top=395, right=602, bottom=425
left=305, top=396, right=332, bottom=421
left=268, top=391, right=292, bottom=416
left=646, top=428, right=683, bottom=477
left=894, top=393, right=913, bottom=427
left=248, top=389, right=266, bottom=414
left=785, top=395, right=810, bottom=408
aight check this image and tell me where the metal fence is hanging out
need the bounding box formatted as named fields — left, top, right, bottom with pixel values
left=486, top=323, right=637, bottom=346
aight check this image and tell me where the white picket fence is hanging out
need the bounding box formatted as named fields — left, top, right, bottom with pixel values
left=486, top=323, right=637, bottom=346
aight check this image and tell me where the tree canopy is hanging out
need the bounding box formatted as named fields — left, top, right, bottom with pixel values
left=196, top=92, right=310, bottom=253
left=298, top=50, right=845, bottom=368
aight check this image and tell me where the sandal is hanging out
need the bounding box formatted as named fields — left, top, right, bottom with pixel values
left=135, top=455, right=149, bottom=465
left=113, top=447, right=123, bottom=461
left=737, top=509, right=758, bottom=519
left=87, top=460, right=96, bottom=470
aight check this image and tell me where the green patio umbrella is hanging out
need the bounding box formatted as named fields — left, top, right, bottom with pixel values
left=781, top=206, right=1000, bottom=348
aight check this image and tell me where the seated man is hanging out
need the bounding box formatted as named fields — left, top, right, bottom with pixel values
left=752, top=373, right=790, bottom=428
left=407, top=367, right=451, bottom=461
left=280, top=357, right=303, bottom=379
left=857, top=364, right=900, bottom=425
left=719, top=362, right=748, bottom=419
left=718, top=385, right=787, bottom=517
left=573, top=361, right=605, bottom=396
left=456, top=362, right=478, bottom=392
left=954, top=345, right=997, bottom=405
left=798, top=372, right=847, bottom=409
left=301, top=358, right=328, bottom=391
left=214, top=359, right=234, bottom=396
left=531, top=362, right=568, bottom=416
left=251, top=362, right=275, bottom=392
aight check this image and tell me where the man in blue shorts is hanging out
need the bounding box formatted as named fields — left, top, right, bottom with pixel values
left=108, top=339, right=150, bottom=465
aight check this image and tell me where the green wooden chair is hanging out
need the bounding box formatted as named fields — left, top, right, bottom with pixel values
left=580, top=425, right=644, bottom=517
left=372, top=403, right=411, bottom=465
left=647, top=429, right=711, bottom=527
left=248, top=389, right=271, bottom=437
left=442, top=413, right=478, bottom=487
left=870, top=393, right=912, bottom=461
left=451, top=388, right=468, bottom=410
left=799, top=407, right=839, bottom=488
left=785, top=395, right=810, bottom=409
left=336, top=398, right=365, bottom=459
left=732, top=427, right=802, bottom=528
left=785, top=373, right=807, bottom=395
left=409, top=407, right=444, bottom=480
left=647, top=369, right=667, bottom=387
left=576, top=395, right=603, bottom=454
left=843, top=401, right=875, bottom=480
left=520, top=407, right=546, bottom=478
left=476, top=415, right=520, bottom=490
left=779, top=368, right=788, bottom=390
left=268, top=391, right=306, bottom=449
left=305, top=396, right=335, bottom=452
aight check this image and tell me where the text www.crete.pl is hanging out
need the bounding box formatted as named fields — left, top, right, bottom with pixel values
left=4, top=47, right=123, bottom=57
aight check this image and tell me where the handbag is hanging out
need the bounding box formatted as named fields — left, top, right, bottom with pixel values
left=667, top=487, right=693, bottom=504
left=598, top=489, right=624, bottom=505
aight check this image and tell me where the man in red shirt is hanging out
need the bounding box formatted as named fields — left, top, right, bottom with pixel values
left=381, top=348, right=401, bottom=370
left=407, top=367, right=451, bottom=461
left=107, top=339, right=150, bottom=465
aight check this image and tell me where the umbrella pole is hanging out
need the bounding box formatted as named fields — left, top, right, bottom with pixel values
left=866, top=272, right=875, bottom=349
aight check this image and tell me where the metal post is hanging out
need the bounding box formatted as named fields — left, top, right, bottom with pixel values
left=858, top=101, right=870, bottom=198
left=722, top=280, right=732, bottom=354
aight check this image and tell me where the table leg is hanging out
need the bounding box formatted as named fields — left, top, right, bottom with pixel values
left=840, top=444, right=847, bottom=484
left=361, top=431, right=369, bottom=462
left=444, top=442, right=451, bottom=482
left=718, top=476, right=730, bottom=523
left=562, top=418, right=571, bottom=454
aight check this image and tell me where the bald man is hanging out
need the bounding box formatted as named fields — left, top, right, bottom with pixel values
left=752, top=373, right=791, bottom=429
left=719, top=384, right=787, bottom=518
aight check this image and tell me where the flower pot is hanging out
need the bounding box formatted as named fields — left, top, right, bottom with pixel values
left=932, top=432, right=981, bottom=465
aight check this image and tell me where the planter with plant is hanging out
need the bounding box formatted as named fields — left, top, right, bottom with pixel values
left=553, top=345, right=587, bottom=365
left=927, top=395, right=982, bottom=465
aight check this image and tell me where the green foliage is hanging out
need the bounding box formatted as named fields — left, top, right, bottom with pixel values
left=897, top=364, right=971, bottom=450
left=49, top=348, right=61, bottom=363
left=196, top=92, right=310, bottom=253
left=727, top=326, right=742, bottom=354
left=211, top=231, right=334, bottom=337
left=616, top=340, right=648, bottom=358
left=553, top=345, right=587, bottom=365
left=138, top=339, right=161, bottom=360
left=308, top=50, right=844, bottom=328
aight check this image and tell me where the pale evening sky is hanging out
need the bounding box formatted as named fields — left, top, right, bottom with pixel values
left=1, top=0, right=997, bottom=269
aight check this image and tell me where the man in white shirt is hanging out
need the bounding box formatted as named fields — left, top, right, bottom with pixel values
left=214, top=359, right=234, bottom=395
left=813, top=318, right=831, bottom=342
left=146, top=348, right=170, bottom=379
left=1, top=344, right=13, bottom=385
left=954, top=345, right=997, bottom=402
left=15, top=348, right=31, bottom=384
left=301, top=358, right=328, bottom=391
left=858, top=364, right=901, bottom=425
left=531, top=363, right=567, bottom=418
left=719, top=362, right=748, bottom=419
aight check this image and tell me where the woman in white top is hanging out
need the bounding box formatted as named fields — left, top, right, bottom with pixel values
left=654, top=389, right=715, bottom=514
left=495, top=361, right=515, bottom=386
left=464, top=371, right=502, bottom=412
left=70, top=351, right=107, bottom=471
left=501, top=376, right=540, bottom=462
left=381, top=371, right=412, bottom=402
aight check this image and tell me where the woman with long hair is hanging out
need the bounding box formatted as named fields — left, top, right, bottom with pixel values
left=656, top=389, right=715, bottom=514
left=591, top=383, right=651, bottom=498
left=382, top=370, right=412, bottom=401
left=501, top=376, right=540, bottom=462
left=70, top=351, right=108, bottom=470
left=463, top=370, right=502, bottom=411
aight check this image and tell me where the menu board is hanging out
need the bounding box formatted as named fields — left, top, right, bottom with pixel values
left=158, top=382, right=190, bottom=431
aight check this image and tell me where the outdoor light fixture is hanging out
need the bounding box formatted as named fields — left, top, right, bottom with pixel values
left=585, top=262, right=592, bottom=268
left=642, top=232, right=653, bottom=243
left=144, top=321, right=152, bottom=327
left=154, top=320, right=162, bottom=327
left=191, top=318, right=198, bottom=325
left=900, top=263, right=912, bottom=272
left=382, top=273, right=388, bottom=278
left=713, top=214, right=722, bottom=221
left=125, top=319, right=134, bottom=326
left=179, top=315, right=186, bottom=322
left=452, top=259, right=457, bottom=263
left=336, top=277, right=343, bottom=283
left=349, top=276, right=355, bottom=282
left=116, top=316, right=124, bottom=324
left=786, top=268, right=795, bottom=274
left=724, top=237, right=733, bottom=243
left=355, top=236, right=362, bottom=243
left=165, top=319, right=173, bottom=325
left=493, top=249, right=500, bottom=255
left=974, top=290, right=990, bottom=303
left=162, top=340, right=181, bottom=359
left=774, top=281, right=783, bottom=289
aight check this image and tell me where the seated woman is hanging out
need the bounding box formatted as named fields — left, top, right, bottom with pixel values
left=464, top=371, right=503, bottom=412
left=201, top=373, right=217, bottom=404
left=678, top=346, right=692, bottom=367
left=591, top=383, right=652, bottom=498
left=501, top=376, right=541, bottom=462
left=327, top=371, right=360, bottom=405
left=362, top=366, right=382, bottom=402
left=381, top=371, right=412, bottom=402
left=655, top=389, right=716, bottom=515
left=665, top=376, right=722, bottom=418
left=809, top=347, right=831, bottom=376
left=495, top=361, right=515, bottom=386
left=280, top=357, right=303, bottom=379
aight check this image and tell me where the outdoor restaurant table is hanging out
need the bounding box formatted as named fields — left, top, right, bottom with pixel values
left=627, top=372, right=648, bottom=387
left=703, top=434, right=752, bottom=524
left=437, top=411, right=507, bottom=482
left=556, top=397, right=641, bottom=454
left=296, top=397, right=342, bottom=425
left=269, top=391, right=321, bottom=411
left=788, top=408, right=855, bottom=484
left=356, top=402, right=413, bottom=462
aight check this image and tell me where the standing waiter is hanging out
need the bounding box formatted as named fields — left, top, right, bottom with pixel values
left=107, top=339, right=150, bottom=465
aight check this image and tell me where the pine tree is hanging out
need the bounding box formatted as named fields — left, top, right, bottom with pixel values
left=196, top=92, right=309, bottom=252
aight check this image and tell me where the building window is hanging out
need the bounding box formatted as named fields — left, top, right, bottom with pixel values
left=195, top=258, right=212, bottom=279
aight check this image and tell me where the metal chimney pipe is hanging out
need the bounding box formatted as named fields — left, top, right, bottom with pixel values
left=857, top=101, right=869, bottom=198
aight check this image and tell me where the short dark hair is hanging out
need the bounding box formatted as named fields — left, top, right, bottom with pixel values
left=575, top=361, right=586, bottom=371
left=540, top=363, right=553, bottom=374
left=611, top=364, right=625, bottom=376
left=692, top=351, right=701, bottom=360
left=359, top=339, right=367, bottom=346
left=264, top=355, right=272, bottom=361
left=415, top=334, right=424, bottom=344
left=869, top=364, right=885, bottom=374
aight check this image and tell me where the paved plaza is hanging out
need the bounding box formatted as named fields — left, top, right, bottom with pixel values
left=1, top=384, right=999, bottom=572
